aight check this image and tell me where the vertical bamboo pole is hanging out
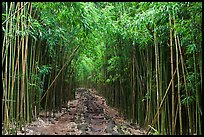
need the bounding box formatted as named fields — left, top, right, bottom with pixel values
left=26, top=2, right=32, bottom=123
left=154, top=25, right=159, bottom=131
left=177, top=36, right=192, bottom=134
left=169, top=13, right=175, bottom=135
left=144, top=47, right=149, bottom=126
left=193, top=46, right=201, bottom=135
left=3, top=16, right=9, bottom=131
left=159, top=45, right=165, bottom=134
left=149, top=46, right=153, bottom=127
left=16, top=3, right=21, bottom=129
left=3, top=2, right=12, bottom=133
left=173, top=14, right=182, bottom=135
left=132, top=47, right=135, bottom=123
left=8, top=3, right=14, bottom=131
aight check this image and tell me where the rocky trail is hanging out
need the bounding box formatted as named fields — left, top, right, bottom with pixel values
left=17, top=88, right=147, bottom=135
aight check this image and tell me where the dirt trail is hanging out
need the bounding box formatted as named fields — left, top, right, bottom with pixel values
left=17, top=88, right=147, bottom=135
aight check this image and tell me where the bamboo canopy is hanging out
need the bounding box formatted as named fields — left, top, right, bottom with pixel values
left=2, top=2, right=202, bottom=135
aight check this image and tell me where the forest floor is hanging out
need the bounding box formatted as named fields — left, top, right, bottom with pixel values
left=17, top=88, right=147, bottom=135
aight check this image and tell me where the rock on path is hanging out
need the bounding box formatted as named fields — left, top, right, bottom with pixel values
left=17, top=88, right=146, bottom=135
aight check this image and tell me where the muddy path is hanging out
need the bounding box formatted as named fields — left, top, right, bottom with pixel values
left=18, top=88, right=147, bottom=135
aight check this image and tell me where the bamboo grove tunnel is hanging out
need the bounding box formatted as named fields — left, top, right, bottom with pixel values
left=2, top=2, right=202, bottom=135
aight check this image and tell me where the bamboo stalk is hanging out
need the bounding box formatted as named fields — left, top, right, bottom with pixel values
left=12, top=5, right=21, bottom=129
left=173, top=102, right=179, bottom=133
left=193, top=46, right=200, bottom=135
left=154, top=25, right=160, bottom=131
left=149, top=46, right=153, bottom=127
left=159, top=45, right=165, bottom=134
left=20, top=2, right=25, bottom=130
left=132, top=47, right=135, bottom=123
left=169, top=13, right=175, bottom=135
left=30, top=39, right=36, bottom=118
left=40, top=44, right=81, bottom=103
left=10, top=2, right=17, bottom=130
left=144, top=47, right=149, bottom=126
left=15, top=3, right=21, bottom=130
left=173, top=14, right=182, bottom=134
left=177, top=36, right=192, bottom=134
left=147, top=69, right=177, bottom=135
left=2, top=2, right=12, bottom=66
left=60, top=48, right=65, bottom=112
left=3, top=2, right=9, bottom=133
left=8, top=3, right=14, bottom=132
left=2, top=2, right=29, bottom=25
left=25, top=2, right=32, bottom=124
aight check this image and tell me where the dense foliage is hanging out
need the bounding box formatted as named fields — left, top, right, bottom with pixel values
left=2, top=2, right=202, bottom=135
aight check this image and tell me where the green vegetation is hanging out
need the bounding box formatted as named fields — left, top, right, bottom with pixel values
left=2, top=2, right=202, bottom=135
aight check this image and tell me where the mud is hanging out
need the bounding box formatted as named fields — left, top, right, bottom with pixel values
left=17, top=88, right=146, bottom=135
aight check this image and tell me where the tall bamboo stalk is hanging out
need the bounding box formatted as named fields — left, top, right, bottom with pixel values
left=147, top=69, right=177, bottom=134
left=3, top=2, right=11, bottom=133
left=193, top=46, right=201, bottom=135
left=177, top=36, right=192, bottom=134
left=154, top=26, right=160, bottom=131
left=19, top=2, right=26, bottom=130
left=16, top=3, right=21, bottom=129
left=26, top=2, right=32, bottom=123
left=173, top=14, right=182, bottom=134
left=132, top=47, right=136, bottom=123
left=169, top=13, right=175, bottom=135
left=144, top=47, right=150, bottom=126
left=159, top=45, right=165, bottom=134
left=8, top=3, right=14, bottom=131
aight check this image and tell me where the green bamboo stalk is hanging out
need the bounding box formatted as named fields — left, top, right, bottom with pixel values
left=8, top=3, right=14, bottom=132
left=12, top=4, right=21, bottom=129
left=144, top=48, right=149, bottom=126
left=169, top=13, right=175, bottom=135
left=8, top=2, right=15, bottom=133
left=45, top=73, right=52, bottom=117
left=2, top=2, right=29, bottom=25
left=53, top=70, right=57, bottom=111
left=28, top=37, right=33, bottom=121
left=154, top=25, right=160, bottom=131
left=149, top=46, right=153, bottom=127
left=3, top=2, right=9, bottom=133
left=167, top=97, right=171, bottom=134
left=60, top=47, right=65, bottom=112
left=159, top=45, right=165, bottom=134
left=30, top=39, right=37, bottom=118
left=34, top=40, right=41, bottom=119
left=162, top=48, right=168, bottom=134
left=40, top=44, right=81, bottom=103
left=37, top=43, right=42, bottom=117
left=147, top=69, right=177, bottom=134
left=23, top=2, right=28, bottom=133
left=173, top=103, right=179, bottom=133
left=132, top=47, right=135, bottom=123
left=10, top=2, right=17, bottom=130
left=173, top=14, right=182, bottom=134
left=2, top=2, right=12, bottom=66
left=147, top=48, right=152, bottom=126
left=20, top=2, right=25, bottom=130
left=15, top=3, right=21, bottom=130
left=177, top=36, right=192, bottom=134
left=25, top=2, right=32, bottom=124
left=193, top=47, right=201, bottom=135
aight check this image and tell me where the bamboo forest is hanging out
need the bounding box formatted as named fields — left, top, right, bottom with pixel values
left=1, top=2, right=202, bottom=135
